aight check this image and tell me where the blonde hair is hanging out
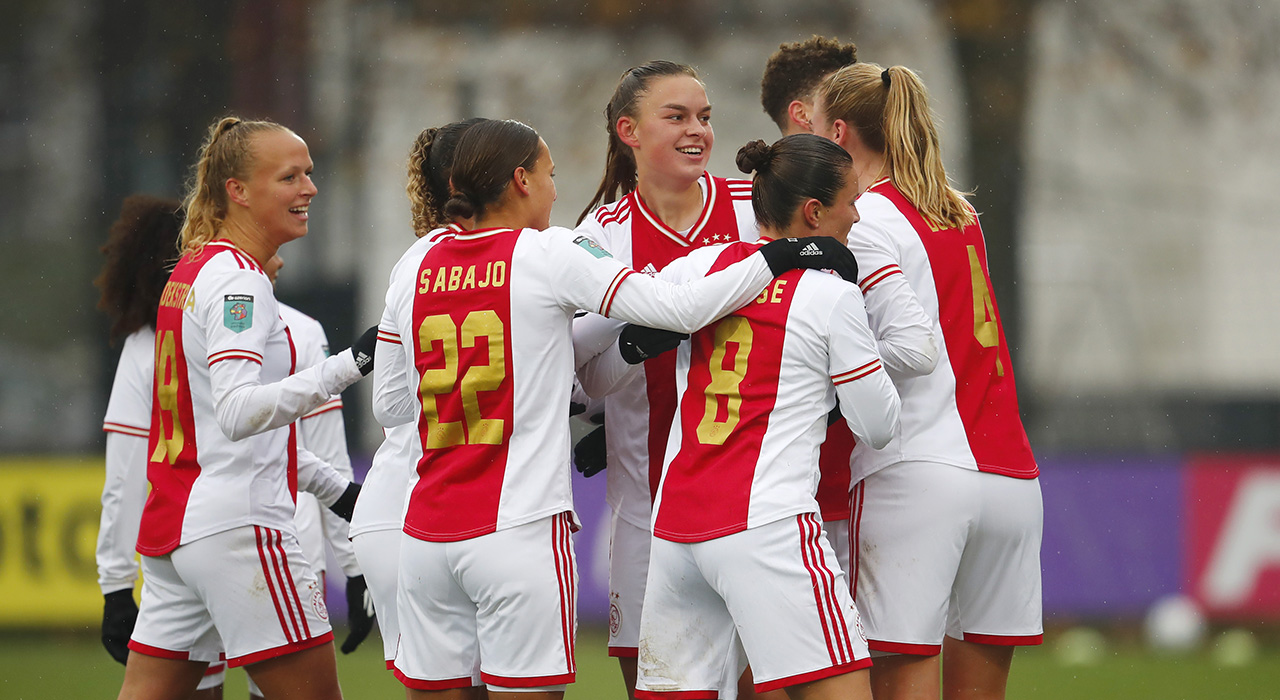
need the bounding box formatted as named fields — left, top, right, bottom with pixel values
left=819, top=62, right=974, bottom=231
left=405, top=118, right=487, bottom=237
left=179, top=116, right=292, bottom=255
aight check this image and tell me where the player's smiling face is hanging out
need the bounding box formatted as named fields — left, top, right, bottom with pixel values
left=625, top=74, right=713, bottom=185
left=242, top=130, right=317, bottom=246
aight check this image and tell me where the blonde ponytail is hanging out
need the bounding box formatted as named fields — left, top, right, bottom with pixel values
left=179, top=116, right=291, bottom=256
left=820, top=63, right=974, bottom=231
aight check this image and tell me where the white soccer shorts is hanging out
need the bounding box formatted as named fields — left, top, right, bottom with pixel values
left=352, top=528, right=403, bottom=667
left=636, top=513, right=871, bottom=698
left=394, top=512, right=577, bottom=692
left=608, top=508, right=651, bottom=658
left=130, top=525, right=333, bottom=667
left=851, top=461, right=1043, bottom=655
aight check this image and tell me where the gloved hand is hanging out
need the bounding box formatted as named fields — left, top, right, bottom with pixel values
left=328, top=482, right=361, bottom=521
left=759, top=236, right=859, bottom=282
left=618, top=324, right=689, bottom=365
left=340, top=575, right=376, bottom=654
left=349, top=325, right=379, bottom=376
left=102, top=589, right=138, bottom=665
left=574, top=425, right=607, bottom=478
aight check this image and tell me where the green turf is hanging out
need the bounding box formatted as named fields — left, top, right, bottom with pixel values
left=4, top=627, right=1280, bottom=699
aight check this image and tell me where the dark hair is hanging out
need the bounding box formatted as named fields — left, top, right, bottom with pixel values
left=95, top=195, right=183, bottom=345
left=760, top=36, right=858, bottom=131
left=443, top=119, right=542, bottom=223
left=406, top=117, right=488, bottom=236
left=576, top=60, right=701, bottom=224
left=736, top=135, right=852, bottom=231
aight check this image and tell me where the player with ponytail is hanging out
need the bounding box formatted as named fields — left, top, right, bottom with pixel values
left=813, top=63, right=1043, bottom=700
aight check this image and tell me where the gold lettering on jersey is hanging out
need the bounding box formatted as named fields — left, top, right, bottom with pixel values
left=159, top=281, right=193, bottom=310
left=754, top=279, right=788, bottom=305
left=419, top=262, right=508, bottom=295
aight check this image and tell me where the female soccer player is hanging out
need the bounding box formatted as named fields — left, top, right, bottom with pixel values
left=377, top=118, right=857, bottom=700
left=116, top=117, right=376, bottom=700
left=633, top=135, right=899, bottom=700
left=812, top=63, right=1043, bottom=700
left=573, top=60, right=761, bottom=696
left=355, top=116, right=485, bottom=671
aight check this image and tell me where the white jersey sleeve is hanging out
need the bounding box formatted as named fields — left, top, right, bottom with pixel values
left=202, top=266, right=363, bottom=440
left=97, top=329, right=155, bottom=594
left=848, top=198, right=938, bottom=378
left=827, top=286, right=902, bottom=449
left=571, top=312, right=634, bottom=399
left=542, top=228, right=774, bottom=333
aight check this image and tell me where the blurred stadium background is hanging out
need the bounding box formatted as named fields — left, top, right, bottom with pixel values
left=2, top=0, right=1279, bottom=697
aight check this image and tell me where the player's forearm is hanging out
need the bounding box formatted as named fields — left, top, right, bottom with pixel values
left=320, top=506, right=363, bottom=577
left=299, top=408, right=355, bottom=479
left=607, top=254, right=773, bottom=333
left=211, top=353, right=362, bottom=441
left=297, top=446, right=352, bottom=507
left=96, top=432, right=146, bottom=593
left=372, top=334, right=417, bottom=427
left=866, top=276, right=938, bottom=378
left=835, top=369, right=901, bottom=450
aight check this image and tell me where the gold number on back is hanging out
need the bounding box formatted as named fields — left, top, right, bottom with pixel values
left=967, top=245, right=1004, bottom=376
left=696, top=317, right=753, bottom=445
left=150, top=330, right=185, bottom=464
left=417, top=311, right=507, bottom=448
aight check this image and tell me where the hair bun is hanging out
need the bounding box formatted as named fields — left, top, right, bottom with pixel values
left=735, top=140, right=772, bottom=175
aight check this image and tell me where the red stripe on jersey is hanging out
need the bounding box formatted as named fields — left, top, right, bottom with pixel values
left=302, top=400, right=343, bottom=419
left=832, top=360, right=882, bottom=385
left=403, top=231, right=518, bottom=542
left=816, top=420, right=855, bottom=520
left=629, top=179, right=754, bottom=503
left=284, top=325, right=299, bottom=501
left=256, top=526, right=298, bottom=643
left=103, top=422, right=150, bottom=437
left=595, top=199, right=632, bottom=227
left=870, top=181, right=1037, bottom=478
left=653, top=242, right=794, bottom=542
left=599, top=269, right=634, bottom=317
left=208, top=349, right=264, bottom=365
left=849, top=480, right=865, bottom=600
left=138, top=248, right=219, bottom=555
left=859, top=264, right=902, bottom=293
left=377, top=330, right=402, bottom=344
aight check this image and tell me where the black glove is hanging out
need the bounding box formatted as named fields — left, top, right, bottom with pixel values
left=340, top=575, right=375, bottom=654
left=574, top=425, right=608, bottom=477
left=102, top=589, right=138, bottom=665
left=618, top=324, right=689, bottom=364
left=328, top=482, right=361, bottom=521
left=827, top=403, right=843, bottom=427
left=759, top=236, right=859, bottom=282
left=350, top=325, right=379, bottom=376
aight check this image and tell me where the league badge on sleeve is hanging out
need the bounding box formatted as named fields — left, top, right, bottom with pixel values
left=223, top=294, right=254, bottom=333
left=573, top=235, right=613, bottom=259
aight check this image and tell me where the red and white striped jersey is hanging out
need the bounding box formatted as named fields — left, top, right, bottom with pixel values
left=137, top=240, right=360, bottom=556
left=574, top=172, right=757, bottom=530
left=652, top=241, right=901, bottom=543
left=377, top=225, right=775, bottom=543
left=98, top=328, right=155, bottom=593
left=848, top=180, right=1037, bottom=482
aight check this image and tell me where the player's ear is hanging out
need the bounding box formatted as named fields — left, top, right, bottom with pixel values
left=616, top=115, right=640, bottom=149
left=512, top=167, right=532, bottom=196
left=787, top=100, right=812, bottom=133
left=226, top=178, right=249, bottom=208
left=831, top=119, right=851, bottom=149
left=801, top=198, right=823, bottom=229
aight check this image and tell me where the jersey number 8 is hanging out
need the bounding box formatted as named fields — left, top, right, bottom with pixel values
left=696, top=316, right=754, bottom=446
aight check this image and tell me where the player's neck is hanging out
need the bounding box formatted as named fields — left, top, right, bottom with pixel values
left=635, top=174, right=703, bottom=232
left=219, top=218, right=278, bottom=268
left=854, top=152, right=889, bottom=195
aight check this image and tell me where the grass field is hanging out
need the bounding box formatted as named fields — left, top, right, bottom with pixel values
left=3, top=626, right=1279, bottom=699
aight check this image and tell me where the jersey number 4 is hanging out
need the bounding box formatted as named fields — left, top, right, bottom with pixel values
left=967, top=245, right=1004, bottom=376
left=417, top=311, right=506, bottom=448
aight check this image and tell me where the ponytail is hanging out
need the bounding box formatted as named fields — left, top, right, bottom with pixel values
left=577, top=60, right=700, bottom=225
left=405, top=117, right=488, bottom=237
left=819, top=63, right=974, bottom=231
left=180, top=116, right=292, bottom=256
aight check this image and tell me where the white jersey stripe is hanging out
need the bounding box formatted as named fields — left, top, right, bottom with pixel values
left=598, top=269, right=635, bottom=316
left=208, top=349, right=264, bottom=365
left=103, top=421, right=149, bottom=437
left=833, top=360, right=883, bottom=385
left=859, top=264, right=903, bottom=293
